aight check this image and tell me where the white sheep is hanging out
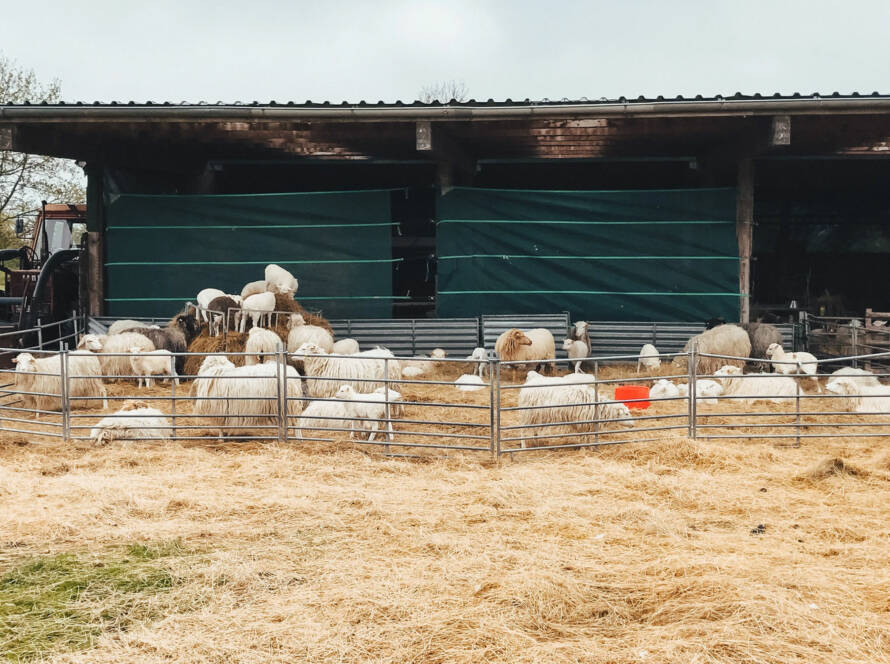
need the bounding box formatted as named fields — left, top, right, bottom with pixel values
left=286, top=314, right=334, bottom=354
left=79, top=332, right=155, bottom=379
left=240, top=279, right=268, bottom=300
left=517, top=370, right=633, bottom=448
left=430, top=348, right=447, bottom=359
left=466, top=347, right=488, bottom=377
left=562, top=338, right=588, bottom=373
left=713, top=365, right=798, bottom=404
left=245, top=326, right=282, bottom=365
left=455, top=374, right=486, bottom=391
left=637, top=343, right=661, bottom=372
left=401, top=365, right=426, bottom=378
left=676, top=379, right=724, bottom=405
left=128, top=347, right=178, bottom=388
left=238, top=291, right=277, bottom=333
left=343, top=385, right=403, bottom=442
left=825, top=375, right=890, bottom=413
left=12, top=351, right=108, bottom=416
left=107, top=319, right=150, bottom=336
left=372, top=386, right=405, bottom=417
left=297, top=383, right=358, bottom=439
left=766, top=343, right=821, bottom=392
left=828, top=367, right=880, bottom=389
left=294, top=342, right=401, bottom=398
left=264, top=264, right=298, bottom=296
left=90, top=399, right=172, bottom=445
left=196, top=288, right=225, bottom=322
left=495, top=328, right=556, bottom=375
left=332, top=338, right=360, bottom=355
left=193, top=355, right=303, bottom=441
left=649, top=378, right=680, bottom=400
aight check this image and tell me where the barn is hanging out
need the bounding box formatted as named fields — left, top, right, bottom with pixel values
left=3, top=93, right=890, bottom=322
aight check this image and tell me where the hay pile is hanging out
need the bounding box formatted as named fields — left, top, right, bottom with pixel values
left=273, top=294, right=333, bottom=334
left=183, top=332, right=254, bottom=377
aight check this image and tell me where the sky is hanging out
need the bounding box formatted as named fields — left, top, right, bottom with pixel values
left=2, top=0, right=890, bottom=103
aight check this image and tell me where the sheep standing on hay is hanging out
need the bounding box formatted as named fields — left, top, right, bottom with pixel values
left=828, top=367, right=880, bottom=389
left=286, top=314, right=334, bottom=354
left=340, top=384, right=403, bottom=442
left=495, top=328, right=556, bottom=376
left=517, top=370, right=633, bottom=448
left=766, top=343, right=821, bottom=393
left=13, top=352, right=108, bottom=416
left=193, top=355, right=302, bottom=441
left=825, top=375, right=890, bottom=413
left=79, top=332, right=155, bottom=380
left=90, top=399, right=171, bottom=445
left=129, top=348, right=179, bottom=388
left=131, top=313, right=201, bottom=375
left=637, top=343, right=661, bottom=373
left=245, top=326, right=282, bottom=365
left=294, top=342, right=401, bottom=398
left=206, top=295, right=241, bottom=336
left=562, top=338, right=588, bottom=373
left=241, top=279, right=268, bottom=300
left=264, top=264, right=298, bottom=296
left=196, top=288, right=225, bottom=322
left=239, top=292, right=277, bottom=333
left=741, top=322, right=783, bottom=371
left=298, top=383, right=358, bottom=439
left=713, top=365, right=798, bottom=404
left=673, top=324, right=751, bottom=375
left=466, top=347, right=488, bottom=377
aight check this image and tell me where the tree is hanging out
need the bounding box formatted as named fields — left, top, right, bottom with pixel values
left=0, top=54, right=85, bottom=250
left=418, top=80, right=469, bottom=103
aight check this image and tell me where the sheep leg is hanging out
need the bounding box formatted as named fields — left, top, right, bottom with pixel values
left=101, top=385, right=108, bottom=410
left=386, top=419, right=394, bottom=442
left=574, top=360, right=581, bottom=373
left=367, top=421, right=378, bottom=443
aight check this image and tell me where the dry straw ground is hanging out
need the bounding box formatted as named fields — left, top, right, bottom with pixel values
left=1, top=362, right=890, bottom=662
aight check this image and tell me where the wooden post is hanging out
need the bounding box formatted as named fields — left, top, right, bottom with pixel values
left=86, top=232, right=104, bottom=316
left=736, top=159, right=754, bottom=324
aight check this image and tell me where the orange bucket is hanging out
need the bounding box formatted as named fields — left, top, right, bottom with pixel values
left=614, top=385, right=650, bottom=409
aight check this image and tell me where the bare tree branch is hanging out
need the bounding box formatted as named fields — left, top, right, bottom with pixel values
left=418, top=80, right=469, bottom=103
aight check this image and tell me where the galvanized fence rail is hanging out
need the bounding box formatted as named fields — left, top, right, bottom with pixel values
left=4, top=343, right=890, bottom=455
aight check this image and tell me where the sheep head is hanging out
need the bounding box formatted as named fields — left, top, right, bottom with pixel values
left=572, top=320, right=589, bottom=337
left=294, top=342, right=325, bottom=356
left=562, top=338, right=574, bottom=350
left=500, top=329, right=532, bottom=358
left=714, top=365, right=742, bottom=377
left=430, top=348, right=447, bottom=359
left=78, top=334, right=104, bottom=352
left=288, top=313, right=306, bottom=330
left=765, top=343, right=782, bottom=358
left=335, top=384, right=356, bottom=400
left=172, top=313, right=201, bottom=343
left=127, top=346, right=143, bottom=354
left=197, top=355, right=235, bottom=374
left=12, top=353, right=36, bottom=370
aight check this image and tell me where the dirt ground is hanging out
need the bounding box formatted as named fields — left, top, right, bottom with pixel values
left=1, top=361, right=889, bottom=662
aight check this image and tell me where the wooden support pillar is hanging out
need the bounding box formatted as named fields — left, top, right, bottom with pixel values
left=736, top=158, right=754, bottom=323
left=86, top=232, right=104, bottom=316
left=85, top=164, right=105, bottom=316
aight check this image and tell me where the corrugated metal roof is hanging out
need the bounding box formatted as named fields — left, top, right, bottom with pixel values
left=0, top=91, right=887, bottom=107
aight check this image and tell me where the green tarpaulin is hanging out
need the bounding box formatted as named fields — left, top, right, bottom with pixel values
left=436, top=187, right=740, bottom=321
left=104, top=190, right=396, bottom=318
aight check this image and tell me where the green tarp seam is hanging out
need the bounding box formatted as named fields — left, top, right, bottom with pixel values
left=438, top=290, right=742, bottom=296
left=106, top=258, right=403, bottom=267
left=107, top=222, right=399, bottom=230
left=439, top=254, right=737, bottom=260
left=438, top=219, right=733, bottom=226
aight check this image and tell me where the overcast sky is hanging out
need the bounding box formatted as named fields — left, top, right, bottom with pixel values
left=3, top=0, right=889, bottom=103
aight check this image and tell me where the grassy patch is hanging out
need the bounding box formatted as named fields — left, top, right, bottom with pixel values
left=0, top=540, right=187, bottom=662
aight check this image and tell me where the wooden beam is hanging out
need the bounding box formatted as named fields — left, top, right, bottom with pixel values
left=736, top=158, right=754, bottom=323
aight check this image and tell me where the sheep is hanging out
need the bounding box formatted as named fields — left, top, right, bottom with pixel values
left=244, top=326, right=282, bottom=365
left=740, top=322, right=783, bottom=371
left=467, top=347, right=487, bottom=377
left=343, top=385, right=403, bottom=442
left=193, top=355, right=302, bottom=441
left=332, top=338, right=360, bottom=355
left=286, top=314, right=334, bottom=354
left=373, top=386, right=405, bottom=417
left=517, top=370, right=633, bottom=448
left=649, top=378, right=680, bottom=401
left=455, top=374, right=486, bottom=391
left=196, top=288, right=225, bottom=322
left=238, top=291, right=277, bottom=333
left=562, top=338, right=588, bottom=373
left=713, top=365, right=798, bottom=404
left=12, top=351, right=108, bottom=416
left=90, top=399, right=172, bottom=445
left=766, top=343, right=821, bottom=392
left=674, top=324, right=751, bottom=374
left=129, top=348, right=178, bottom=388
left=264, top=264, right=298, bottom=296
left=705, top=317, right=726, bottom=330
left=297, top=383, right=358, bottom=439
left=637, top=343, right=661, bottom=373
left=206, top=295, right=241, bottom=336
left=130, top=313, right=201, bottom=375
left=294, top=342, right=401, bottom=398
left=828, top=367, right=881, bottom=389
left=401, top=366, right=426, bottom=378
left=107, top=319, right=149, bottom=336
left=676, top=379, right=724, bottom=405
left=495, top=328, right=556, bottom=376
left=241, top=279, right=268, bottom=300
left=430, top=348, right=447, bottom=359
left=569, top=320, right=591, bottom=348
left=79, top=332, right=155, bottom=379
left=825, top=376, right=890, bottom=413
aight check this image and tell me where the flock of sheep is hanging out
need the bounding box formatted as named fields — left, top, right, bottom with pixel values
left=9, top=268, right=889, bottom=447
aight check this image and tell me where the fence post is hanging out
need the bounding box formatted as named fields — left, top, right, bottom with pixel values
left=60, top=347, right=70, bottom=443
left=688, top=344, right=697, bottom=439
left=495, top=360, right=502, bottom=457
left=170, top=354, right=177, bottom=443
left=488, top=358, right=497, bottom=460
left=383, top=357, right=391, bottom=455
left=593, top=360, right=600, bottom=445
left=73, top=316, right=79, bottom=346
left=277, top=343, right=288, bottom=444
left=37, top=319, right=43, bottom=350
left=795, top=375, right=801, bottom=448
left=851, top=324, right=858, bottom=369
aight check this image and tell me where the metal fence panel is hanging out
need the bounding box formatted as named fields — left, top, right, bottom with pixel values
left=328, top=318, right=480, bottom=357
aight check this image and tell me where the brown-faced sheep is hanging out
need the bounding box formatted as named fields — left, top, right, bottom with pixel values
left=495, top=328, right=556, bottom=375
